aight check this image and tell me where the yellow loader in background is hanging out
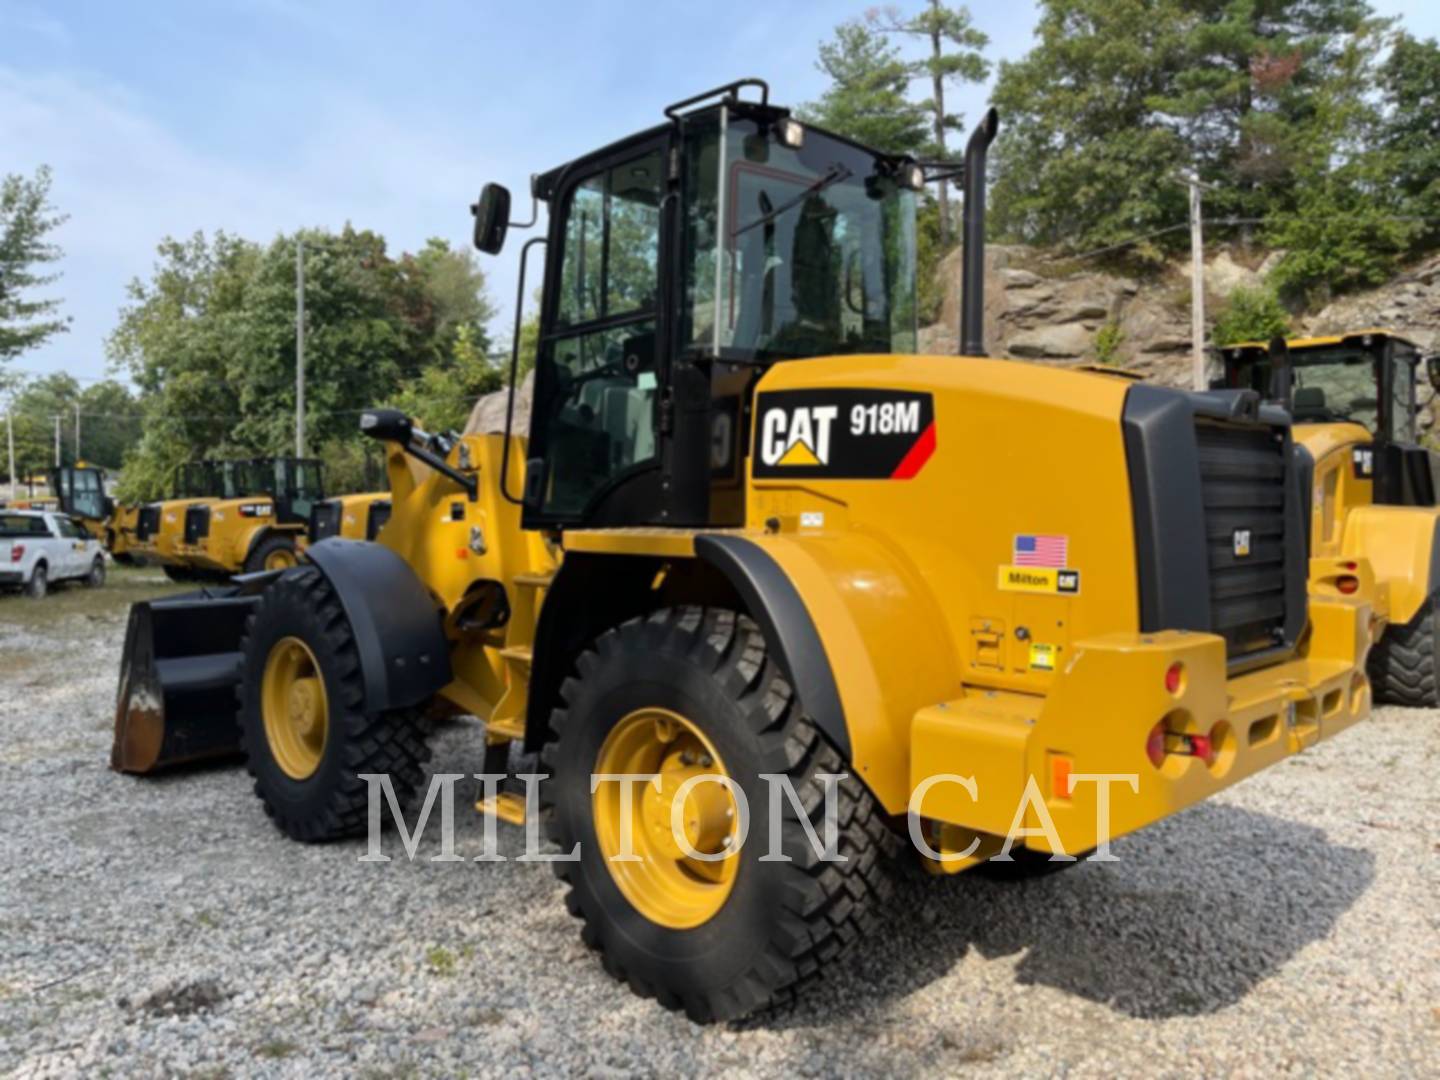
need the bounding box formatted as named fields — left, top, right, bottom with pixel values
left=175, top=457, right=327, bottom=575
left=132, top=460, right=242, bottom=580
left=1219, top=330, right=1440, bottom=704
left=114, top=82, right=1373, bottom=1022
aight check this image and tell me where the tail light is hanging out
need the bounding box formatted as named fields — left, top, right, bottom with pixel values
left=9, top=545, right=23, bottom=563
left=1337, top=575, right=1359, bottom=595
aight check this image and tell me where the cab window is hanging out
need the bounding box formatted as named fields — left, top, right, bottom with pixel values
left=537, top=147, right=664, bottom=518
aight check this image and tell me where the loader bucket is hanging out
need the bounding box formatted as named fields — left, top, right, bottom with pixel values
left=112, top=589, right=260, bottom=773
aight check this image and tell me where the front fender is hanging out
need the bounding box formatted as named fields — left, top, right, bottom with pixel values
left=1342, top=505, right=1440, bottom=625
left=696, top=532, right=956, bottom=814
left=304, top=539, right=452, bottom=712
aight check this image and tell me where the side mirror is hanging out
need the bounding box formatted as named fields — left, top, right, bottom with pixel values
left=1426, top=355, right=1440, bottom=394
left=471, top=183, right=512, bottom=255
left=359, top=408, right=414, bottom=445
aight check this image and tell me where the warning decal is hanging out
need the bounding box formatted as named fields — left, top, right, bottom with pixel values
left=752, top=389, right=936, bottom=480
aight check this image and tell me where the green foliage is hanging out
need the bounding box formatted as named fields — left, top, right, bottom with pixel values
left=1378, top=33, right=1440, bottom=252
left=109, top=228, right=494, bottom=500
left=0, top=165, right=70, bottom=364
left=991, top=0, right=1392, bottom=286
left=799, top=20, right=930, bottom=155
left=2, top=373, right=140, bottom=481
left=1211, top=285, right=1291, bottom=346
left=914, top=195, right=949, bottom=325
left=1094, top=321, right=1125, bottom=364
left=1264, top=23, right=1418, bottom=300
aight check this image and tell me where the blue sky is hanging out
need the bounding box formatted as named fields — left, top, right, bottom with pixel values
left=2, top=0, right=1435, bottom=385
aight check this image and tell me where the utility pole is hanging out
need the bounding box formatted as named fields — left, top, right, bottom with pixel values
left=1185, top=174, right=1208, bottom=391
left=296, top=237, right=306, bottom=458
left=6, top=412, right=15, bottom=501
left=54, top=414, right=61, bottom=467
left=74, top=402, right=81, bottom=461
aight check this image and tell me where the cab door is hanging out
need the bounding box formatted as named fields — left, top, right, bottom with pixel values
left=524, top=135, right=671, bottom=528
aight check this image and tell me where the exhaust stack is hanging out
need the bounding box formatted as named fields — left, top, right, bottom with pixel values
left=961, top=108, right=1000, bottom=358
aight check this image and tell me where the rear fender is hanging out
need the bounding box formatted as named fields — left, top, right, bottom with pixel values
left=304, top=539, right=453, bottom=711
left=695, top=533, right=956, bottom=813
left=1342, top=505, right=1440, bottom=625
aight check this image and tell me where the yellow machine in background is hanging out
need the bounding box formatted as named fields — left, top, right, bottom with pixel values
left=176, top=457, right=326, bottom=575
left=1219, top=330, right=1440, bottom=704
left=115, top=83, right=1374, bottom=1023
left=131, top=461, right=240, bottom=579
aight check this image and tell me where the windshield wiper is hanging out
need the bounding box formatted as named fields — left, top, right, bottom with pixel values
left=732, top=164, right=852, bottom=237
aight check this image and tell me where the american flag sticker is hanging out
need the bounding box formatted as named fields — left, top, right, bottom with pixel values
left=1013, top=533, right=1069, bottom=568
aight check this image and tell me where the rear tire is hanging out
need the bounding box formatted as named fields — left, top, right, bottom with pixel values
left=1368, top=596, right=1440, bottom=707
left=244, top=535, right=298, bottom=574
left=541, top=607, right=898, bottom=1023
left=26, top=563, right=47, bottom=599
left=238, top=566, right=432, bottom=842
left=84, top=557, right=106, bottom=588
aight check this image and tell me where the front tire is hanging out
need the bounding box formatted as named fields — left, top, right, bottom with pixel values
left=244, top=534, right=298, bottom=574
left=238, top=566, right=431, bottom=841
left=1368, top=596, right=1440, bottom=707
left=541, top=607, right=897, bottom=1023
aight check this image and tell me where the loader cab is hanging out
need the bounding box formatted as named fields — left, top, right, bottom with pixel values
left=245, top=457, right=326, bottom=526
left=49, top=464, right=111, bottom=523
left=1220, top=331, right=1436, bottom=505
left=487, top=82, right=923, bottom=531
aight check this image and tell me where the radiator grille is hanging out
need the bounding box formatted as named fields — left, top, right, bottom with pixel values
left=1195, top=419, right=1290, bottom=659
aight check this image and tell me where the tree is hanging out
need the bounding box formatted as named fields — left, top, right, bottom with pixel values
left=990, top=0, right=1192, bottom=261
left=110, top=228, right=495, bottom=500
left=1377, top=33, right=1440, bottom=253
left=799, top=20, right=930, bottom=155
left=1264, top=21, right=1414, bottom=300
left=0, top=166, right=71, bottom=365
left=1211, top=285, right=1291, bottom=345
left=868, top=2, right=991, bottom=244
left=990, top=0, right=1386, bottom=273
left=5, top=373, right=79, bottom=480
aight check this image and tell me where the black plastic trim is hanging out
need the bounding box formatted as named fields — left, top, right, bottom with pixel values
left=694, top=534, right=851, bottom=760
left=303, top=539, right=452, bottom=712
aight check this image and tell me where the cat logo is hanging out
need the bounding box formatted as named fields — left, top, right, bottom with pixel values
left=760, top=404, right=838, bottom=468
left=1233, top=528, right=1252, bottom=558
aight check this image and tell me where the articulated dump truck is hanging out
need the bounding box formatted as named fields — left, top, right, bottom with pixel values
left=112, top=81, right=1374, bottom=1022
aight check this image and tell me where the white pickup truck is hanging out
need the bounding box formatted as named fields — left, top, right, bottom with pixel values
left=0, top=510, right=106, bottom=598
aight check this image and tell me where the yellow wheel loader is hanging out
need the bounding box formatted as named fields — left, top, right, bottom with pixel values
left=114, top=82, right=1374, bottom=1022
left=1219, top=330, right=1440, bottom=704
left=174, top=457, right=325, bottom=576
left=48, top=463, right=145, bottom=564
left=129, top=460, right=240, bottom=579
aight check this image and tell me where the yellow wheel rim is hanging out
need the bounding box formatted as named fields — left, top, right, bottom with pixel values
left=261, top=636, right=329, bottom=780
left=264, top=547, right=297, bottom=570
left=593, top=707, right=740, bottom=929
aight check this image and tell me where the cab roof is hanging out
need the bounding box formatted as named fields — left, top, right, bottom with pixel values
left=1222, top=328, right=1417, bottom=354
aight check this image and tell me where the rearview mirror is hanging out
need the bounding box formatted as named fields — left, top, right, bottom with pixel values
left=1427, top=354, right=1440, bottom=394
left=471, top=183, right=512, bottom=255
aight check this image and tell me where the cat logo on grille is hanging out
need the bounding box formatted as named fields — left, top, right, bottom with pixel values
left=1233, top=528, right=1252, bottom=558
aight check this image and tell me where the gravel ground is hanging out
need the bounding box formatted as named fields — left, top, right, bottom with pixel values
left=1, top=567, right=1437, bottom=1078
